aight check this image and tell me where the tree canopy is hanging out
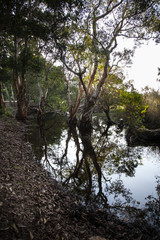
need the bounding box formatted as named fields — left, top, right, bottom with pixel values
left=0, top=0, right=159, bottom=125
left=56, top=0, right=159, bottom=129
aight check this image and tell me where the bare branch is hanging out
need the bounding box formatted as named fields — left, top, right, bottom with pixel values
left=96, top=0, right=124, bottom=21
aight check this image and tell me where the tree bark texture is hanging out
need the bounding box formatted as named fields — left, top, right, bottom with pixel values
left=79, top=57, right=109, bottom=132
left=16, top=84, right=28, bottom=122
left=13, top=36, right=29, bottom=122
left=65, top=72, right=83, bottom=126
left=79, top=96, right=96, bottom=132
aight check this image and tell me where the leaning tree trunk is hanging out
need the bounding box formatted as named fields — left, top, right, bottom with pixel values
left=79, top=56, right=109, bottom=132
left=65, top=74, right=83, bottom=126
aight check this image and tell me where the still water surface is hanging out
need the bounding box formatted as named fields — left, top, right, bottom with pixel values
left=27, top=113, right=160, bottom=227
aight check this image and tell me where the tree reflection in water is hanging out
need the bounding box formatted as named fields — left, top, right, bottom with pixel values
left=27, top=114, right=160, bottom=231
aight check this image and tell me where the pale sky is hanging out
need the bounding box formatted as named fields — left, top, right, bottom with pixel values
left=124, top=40, right=160, bottom=92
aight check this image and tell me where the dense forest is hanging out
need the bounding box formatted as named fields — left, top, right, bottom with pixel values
left=1, top=1, right=160, bottom=239
left=0, top=0, right=160, bottom=131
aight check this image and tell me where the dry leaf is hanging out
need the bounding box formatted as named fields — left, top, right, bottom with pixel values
left=43, top=217, right=47, bottom=224
left=29, top=231, right=34, bottom=240
left=12, top=223, right=19, bottom=233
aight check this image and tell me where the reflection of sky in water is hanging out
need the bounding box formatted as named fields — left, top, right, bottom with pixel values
left=42, top=130, right=82, bottom=181
left=126, top=148, right=160, bottom=204
left=108, top=152, right=160, bottom=207
left=41, top=124, right=160, bottom=209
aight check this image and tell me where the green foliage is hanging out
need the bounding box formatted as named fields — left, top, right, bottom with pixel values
left=0, top=0, right=159, bottom=120
left=100, top=68, right=125, bottom=106
left=142, top=87, right=160, bottom=128
left=0, top=67, right=12, bottom=83
left=19, top=46, right=45, bottom=73
left=120, top=89, right=147, bottom=128
left=0, top=33, right=13, bottom=84
left=0, top=107, right=14, bottom=117
left=23, top=49, right=46, bottom=103
left=26, top=62, right=68, bottom=112
left=46, top=66, right=68, bottom=112
left=133, top=0, right=160, bottom=43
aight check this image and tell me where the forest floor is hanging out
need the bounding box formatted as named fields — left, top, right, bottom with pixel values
left=0, top=115, right=160, bottom=240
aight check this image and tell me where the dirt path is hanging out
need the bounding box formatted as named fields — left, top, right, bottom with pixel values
left=0, top=116, right=159, bottom=240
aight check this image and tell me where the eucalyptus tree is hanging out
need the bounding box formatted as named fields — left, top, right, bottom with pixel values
left=0, top=0, right=49, bottom=121
left=0, top=0, right=84, bottom=121
left=63, top=70, right=83, bottom=125
left=58, top=0, right=159, bottom=131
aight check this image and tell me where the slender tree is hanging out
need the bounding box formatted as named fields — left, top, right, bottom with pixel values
left=63, top=69, right=83, bottom=125
left=57, top=0, right=159, bottom=131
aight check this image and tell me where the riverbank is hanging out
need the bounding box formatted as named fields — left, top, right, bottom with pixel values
left=0, top=116, right=159, bottom=240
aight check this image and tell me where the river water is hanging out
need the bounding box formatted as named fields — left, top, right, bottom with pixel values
left=27, top=113, right=160, bottom=228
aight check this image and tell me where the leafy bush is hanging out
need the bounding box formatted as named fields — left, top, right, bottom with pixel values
left=120, top=90, right=147, bottom=128
left=142, top=88, right=160, bottom=129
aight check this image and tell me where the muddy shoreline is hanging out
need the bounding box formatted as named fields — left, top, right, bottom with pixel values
left=0, top=116, right=159, bottom=240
